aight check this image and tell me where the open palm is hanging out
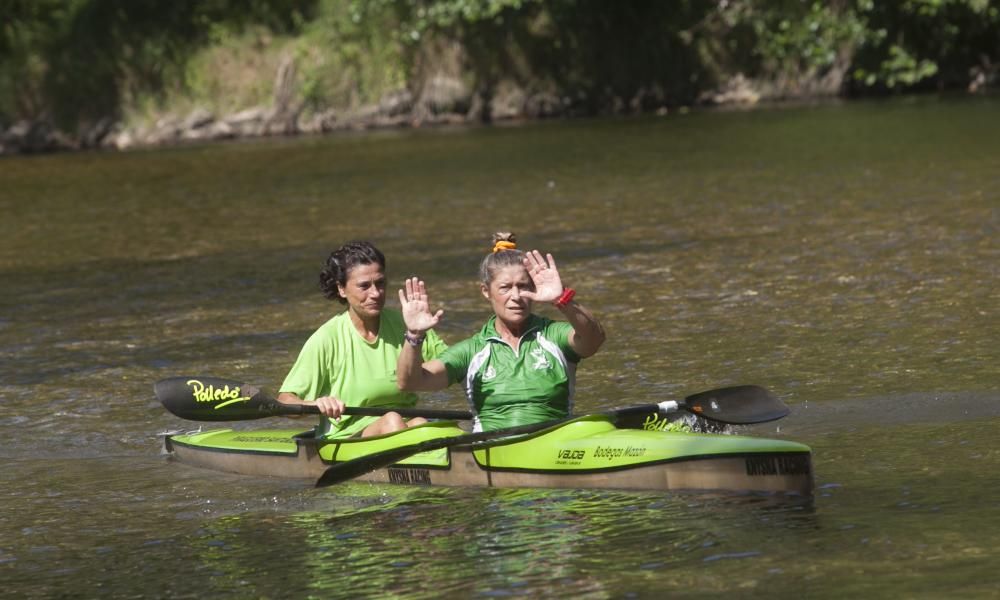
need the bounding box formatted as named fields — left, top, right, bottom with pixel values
left=399, top=277, right=443, bottom=333
left=521, top=250, right=563, bottom=303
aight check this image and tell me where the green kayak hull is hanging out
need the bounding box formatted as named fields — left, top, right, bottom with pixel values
left=163, top=415, right=813, bottom=495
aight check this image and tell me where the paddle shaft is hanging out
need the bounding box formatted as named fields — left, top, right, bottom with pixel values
left=247, top=402, right=473, bottom=420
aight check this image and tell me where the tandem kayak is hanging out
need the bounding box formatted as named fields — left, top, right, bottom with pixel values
left=162, top=415, right=813, bottom=495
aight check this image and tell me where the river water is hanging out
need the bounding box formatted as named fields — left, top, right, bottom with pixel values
left=2, top=96, right=997, bottom=598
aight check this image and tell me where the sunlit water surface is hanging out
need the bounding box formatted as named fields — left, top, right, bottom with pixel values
left=1, top=96, right=997, bottom=598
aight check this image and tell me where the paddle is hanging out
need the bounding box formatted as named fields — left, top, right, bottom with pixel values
left=154, top=376, right=474, bottom=422
left=611, top=384, right=791, bottom=428
left=315, top=384, right=789, bottom=488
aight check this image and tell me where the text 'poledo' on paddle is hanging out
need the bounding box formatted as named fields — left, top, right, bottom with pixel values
left=156, top=376, right=473, bottom=421
left=156, top=376, right=812, bottom=495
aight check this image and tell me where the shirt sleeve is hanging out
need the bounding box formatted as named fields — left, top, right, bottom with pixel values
left=422, top=327, right=449, bottom=361
left=547, top=320, right=581, bottom=363
left=278, top=328, right=332, bottom=401
left=438, top=337, right=476, bottom=385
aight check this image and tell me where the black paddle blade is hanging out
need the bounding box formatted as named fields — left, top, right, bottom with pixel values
left=681, top=385, right=789, bottom=424
left=155, top=376, right=308, bottom=421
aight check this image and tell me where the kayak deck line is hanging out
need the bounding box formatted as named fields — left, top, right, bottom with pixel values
left=162, top=415, right=814, bottom=495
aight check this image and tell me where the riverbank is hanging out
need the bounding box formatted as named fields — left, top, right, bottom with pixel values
left=4, top=2, right=998, bottom=157
left=1, top=73, right=971, bottom=158
left=0, top=68, right=780, bottom=156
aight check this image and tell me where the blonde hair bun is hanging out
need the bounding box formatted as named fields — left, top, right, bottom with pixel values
left=491, top=232, right=517, bottom=253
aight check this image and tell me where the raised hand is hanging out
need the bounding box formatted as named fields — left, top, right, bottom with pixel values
left=521, top=250, right=563, bottom=303
left=398, top=277, right=444, bottom=334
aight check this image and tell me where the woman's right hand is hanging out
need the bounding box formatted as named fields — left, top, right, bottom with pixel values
left=398, top=277, right=444, bottom=334
left=315, top=396, right=346, bottom=420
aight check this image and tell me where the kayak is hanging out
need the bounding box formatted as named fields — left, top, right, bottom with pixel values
left=162, top=414, right=813, bottom=495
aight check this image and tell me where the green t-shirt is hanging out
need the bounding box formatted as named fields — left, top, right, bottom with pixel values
left=280, top=308, right=447, bottom=438
left=439, top=314, right=580, bottom=431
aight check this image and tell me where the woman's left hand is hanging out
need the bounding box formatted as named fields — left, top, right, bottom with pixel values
left=399, top=277, right=444, bottom=333
left=521, top=250, right=563, bottom=303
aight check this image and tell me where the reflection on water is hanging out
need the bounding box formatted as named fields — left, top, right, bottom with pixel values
left=1, top=96, right=998, bottom=597
left=3, top=415, right=998, bottom=597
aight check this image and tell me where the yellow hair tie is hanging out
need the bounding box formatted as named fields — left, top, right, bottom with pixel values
left=492, top=241, right=517, bottom=253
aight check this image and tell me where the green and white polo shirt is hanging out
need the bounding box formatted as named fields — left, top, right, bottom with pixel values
left=439, top=314, right=581, bottom=431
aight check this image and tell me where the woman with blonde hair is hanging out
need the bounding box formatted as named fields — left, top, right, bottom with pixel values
left=396, top=233, right=605, bottom=432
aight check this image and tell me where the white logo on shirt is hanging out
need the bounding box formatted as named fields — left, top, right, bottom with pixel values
left=482, top=365, right=497, bottom=381
left=530, top=348, right=551, bottom=370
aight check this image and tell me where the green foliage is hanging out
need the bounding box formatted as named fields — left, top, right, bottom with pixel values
left=165, top=28, right=293, bottom=117
left=1, top=0, right=999, bottom=134
left=850, top=0, right=1000, bottom=91
left=357, top=1, right=719, bottom=111
left=857, top=44, right=939, bottom=88
left=294, top=0, right=410, bottom=109
left=0, top=0, right=317, bottom=128
left=0, top=1, right=77, bottom=120
left=349, top=0, right=536, bottom=42
left=738, top=2, right=867, bottom=76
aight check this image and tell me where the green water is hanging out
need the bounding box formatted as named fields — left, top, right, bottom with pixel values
left=1, top=96, right=998, bottom=598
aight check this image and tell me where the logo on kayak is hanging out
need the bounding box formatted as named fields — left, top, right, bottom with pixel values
left=186, top=379, right=251, bottom=409
left=643, top=413, right=668, bottom=431
left=388, top=467, right=431, bottom=485
left=642, top=413, right=691, bottom=432
left=593, top=445, right=647, bottom=461
left=557, top=449, right=585, bottom=461
left=231, top=435, right=293, bottom=444
left=745, top=455, right=811, bottom=476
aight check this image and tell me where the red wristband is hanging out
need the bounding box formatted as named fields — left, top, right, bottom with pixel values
left=554, top=288, right=576, bottom=308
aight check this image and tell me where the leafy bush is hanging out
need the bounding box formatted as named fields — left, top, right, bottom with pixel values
left=1, top=0, right=997, bottom=136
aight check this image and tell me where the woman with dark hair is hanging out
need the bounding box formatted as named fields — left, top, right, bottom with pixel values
left=396, top=232, right=605, bottom=432
left=277, top=241, right=448, bottom=438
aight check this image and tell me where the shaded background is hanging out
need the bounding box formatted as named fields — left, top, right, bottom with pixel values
left=2, top=0, right=999, bottom=153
